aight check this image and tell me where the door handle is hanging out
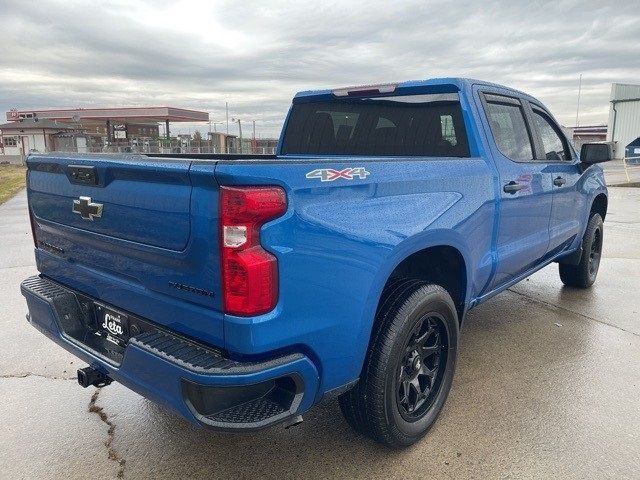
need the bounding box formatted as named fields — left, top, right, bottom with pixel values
left=553, top=176, right=566, bottom=187
left=503, top=181, right=525, bottom=194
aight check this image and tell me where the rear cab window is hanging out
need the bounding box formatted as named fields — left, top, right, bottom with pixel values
left=281, top=93, right=470, bottom=157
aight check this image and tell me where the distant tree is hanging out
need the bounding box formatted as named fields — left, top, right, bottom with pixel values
left=193, top=130, right=203, bottom=142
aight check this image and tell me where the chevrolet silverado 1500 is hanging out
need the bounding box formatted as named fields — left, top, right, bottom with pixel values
left=21, top=78, right=611, bottom=447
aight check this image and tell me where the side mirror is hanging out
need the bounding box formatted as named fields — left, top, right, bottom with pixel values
left=580, top=143, right=613, bottom=164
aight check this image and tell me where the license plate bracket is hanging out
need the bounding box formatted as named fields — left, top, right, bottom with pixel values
left=95, top=303, right=130, bottom=345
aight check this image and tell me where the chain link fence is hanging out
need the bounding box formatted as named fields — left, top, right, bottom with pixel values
left=52, top=136, right=276, bottom=155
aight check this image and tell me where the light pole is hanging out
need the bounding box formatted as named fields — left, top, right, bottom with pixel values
left=210, top=121, right=224, bottom=133
left=231, top=118, right=242, bottom=154
left=575, top=73, right=582, bottom=128
left=252, top=120, right=256, bottom=154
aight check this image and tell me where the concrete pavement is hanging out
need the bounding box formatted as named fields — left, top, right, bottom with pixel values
left=602, top=159, right=640, bottom=186
left=0, top=188, right=638, bottom=479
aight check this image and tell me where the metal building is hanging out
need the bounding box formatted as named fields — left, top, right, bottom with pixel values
left=607, top=83, right=640, bottom=159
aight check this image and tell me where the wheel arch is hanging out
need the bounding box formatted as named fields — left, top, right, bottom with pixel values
left=591, top=192, right=608, bottom=220
left=373, top=232, right=471, bottom=317
left=381, top=245, right=468, bottom=320
left=351, top=233, right=471, bottom=383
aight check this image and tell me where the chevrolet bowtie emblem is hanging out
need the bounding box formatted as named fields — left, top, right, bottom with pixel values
left=72, top=196, right=103, bottom=221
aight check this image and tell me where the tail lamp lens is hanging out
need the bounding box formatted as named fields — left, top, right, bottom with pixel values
left=220, top=186, right=286, bottom=316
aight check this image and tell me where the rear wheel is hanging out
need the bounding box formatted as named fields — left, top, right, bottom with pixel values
left=559, top=213, right=603, bottom=288
left=339, top=281, right=459, bottom=448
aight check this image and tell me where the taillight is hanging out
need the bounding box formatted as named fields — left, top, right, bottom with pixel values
left=220, top=186, right=287, bottom=316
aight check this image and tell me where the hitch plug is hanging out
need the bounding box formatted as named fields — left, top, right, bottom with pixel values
left=77, top=366, right=112, bottom=388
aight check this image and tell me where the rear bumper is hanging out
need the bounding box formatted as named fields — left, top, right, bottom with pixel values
left=20, top=275, right=319, bottom=430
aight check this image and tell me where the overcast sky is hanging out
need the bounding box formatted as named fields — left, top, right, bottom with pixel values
left=1, top=0, right=638, bottom=137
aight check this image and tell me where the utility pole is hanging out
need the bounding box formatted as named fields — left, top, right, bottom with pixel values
left=225, top=102, right=229, bottom=134
left=252, top=120, right=256, bottom=154
left=575, top=73, right=582, bottom=127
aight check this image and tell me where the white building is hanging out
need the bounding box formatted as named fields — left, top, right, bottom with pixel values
left=0, top=119, right=75, bottom=163
left=607, top=83, right=640, bottom=159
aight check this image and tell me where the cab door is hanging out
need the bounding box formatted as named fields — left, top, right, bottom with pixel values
left=526, top=103, right=586, bottom=254
left=476, top=90, right=554, bottom=290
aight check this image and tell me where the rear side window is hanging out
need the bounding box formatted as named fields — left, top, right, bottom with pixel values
left=281, top=94, right=470, bottom=157
left=532, top=110, right=569, bottom=161
left=485, top=101, right=533, bottom=162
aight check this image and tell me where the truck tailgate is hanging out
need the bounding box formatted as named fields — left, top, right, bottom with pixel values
left=29, top=156, right=192, bottom=250
left=27, top=154, right=225, bottom=347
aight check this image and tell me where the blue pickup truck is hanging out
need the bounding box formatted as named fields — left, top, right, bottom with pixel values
left=21, top=78, right=611, bottom=447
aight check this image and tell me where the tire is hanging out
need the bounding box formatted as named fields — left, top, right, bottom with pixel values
left=338, top=277, right=418, bottom=436
left=559, top=213, right=603, bottom=288
left=339, top=281, right=459, bottom=448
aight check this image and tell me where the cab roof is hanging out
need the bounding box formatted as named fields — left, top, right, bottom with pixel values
left=293, top=77, right=532, bottom=103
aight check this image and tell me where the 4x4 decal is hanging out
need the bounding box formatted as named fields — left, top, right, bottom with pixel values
left=306, top=167, right=370, bottom=182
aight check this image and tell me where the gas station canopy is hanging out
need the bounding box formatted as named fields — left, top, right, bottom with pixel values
left=6, top=107, right=209, bottom=123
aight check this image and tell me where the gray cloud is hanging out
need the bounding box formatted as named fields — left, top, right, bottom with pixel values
left=1, top=0, right=638, bottom=137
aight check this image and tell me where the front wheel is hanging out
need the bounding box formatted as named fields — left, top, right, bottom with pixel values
left=339, top=281, right=459, bottom=448
left=559, top=213, right=603, bottom=288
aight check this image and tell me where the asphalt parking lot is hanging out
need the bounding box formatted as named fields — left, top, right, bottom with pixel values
left=1, top=187, right=639, bottom=479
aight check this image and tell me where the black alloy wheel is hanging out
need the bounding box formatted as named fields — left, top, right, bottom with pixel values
left=396, top=315, right=448, bottom=420
left=588, top=226, right=602, bottom=277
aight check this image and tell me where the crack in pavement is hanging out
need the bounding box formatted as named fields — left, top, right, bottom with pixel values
left=89, top=388, right=126, bottom=479
left=0, top=372, right=76, bottom=380
left=506, top=287, right=639, bottom=338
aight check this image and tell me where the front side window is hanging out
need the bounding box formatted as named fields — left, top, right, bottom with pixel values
left=281, top=93, right=470, bottom=157
left=532, top=110, right=568, bottom=161
left=485, top=101, right=533, bottom=162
